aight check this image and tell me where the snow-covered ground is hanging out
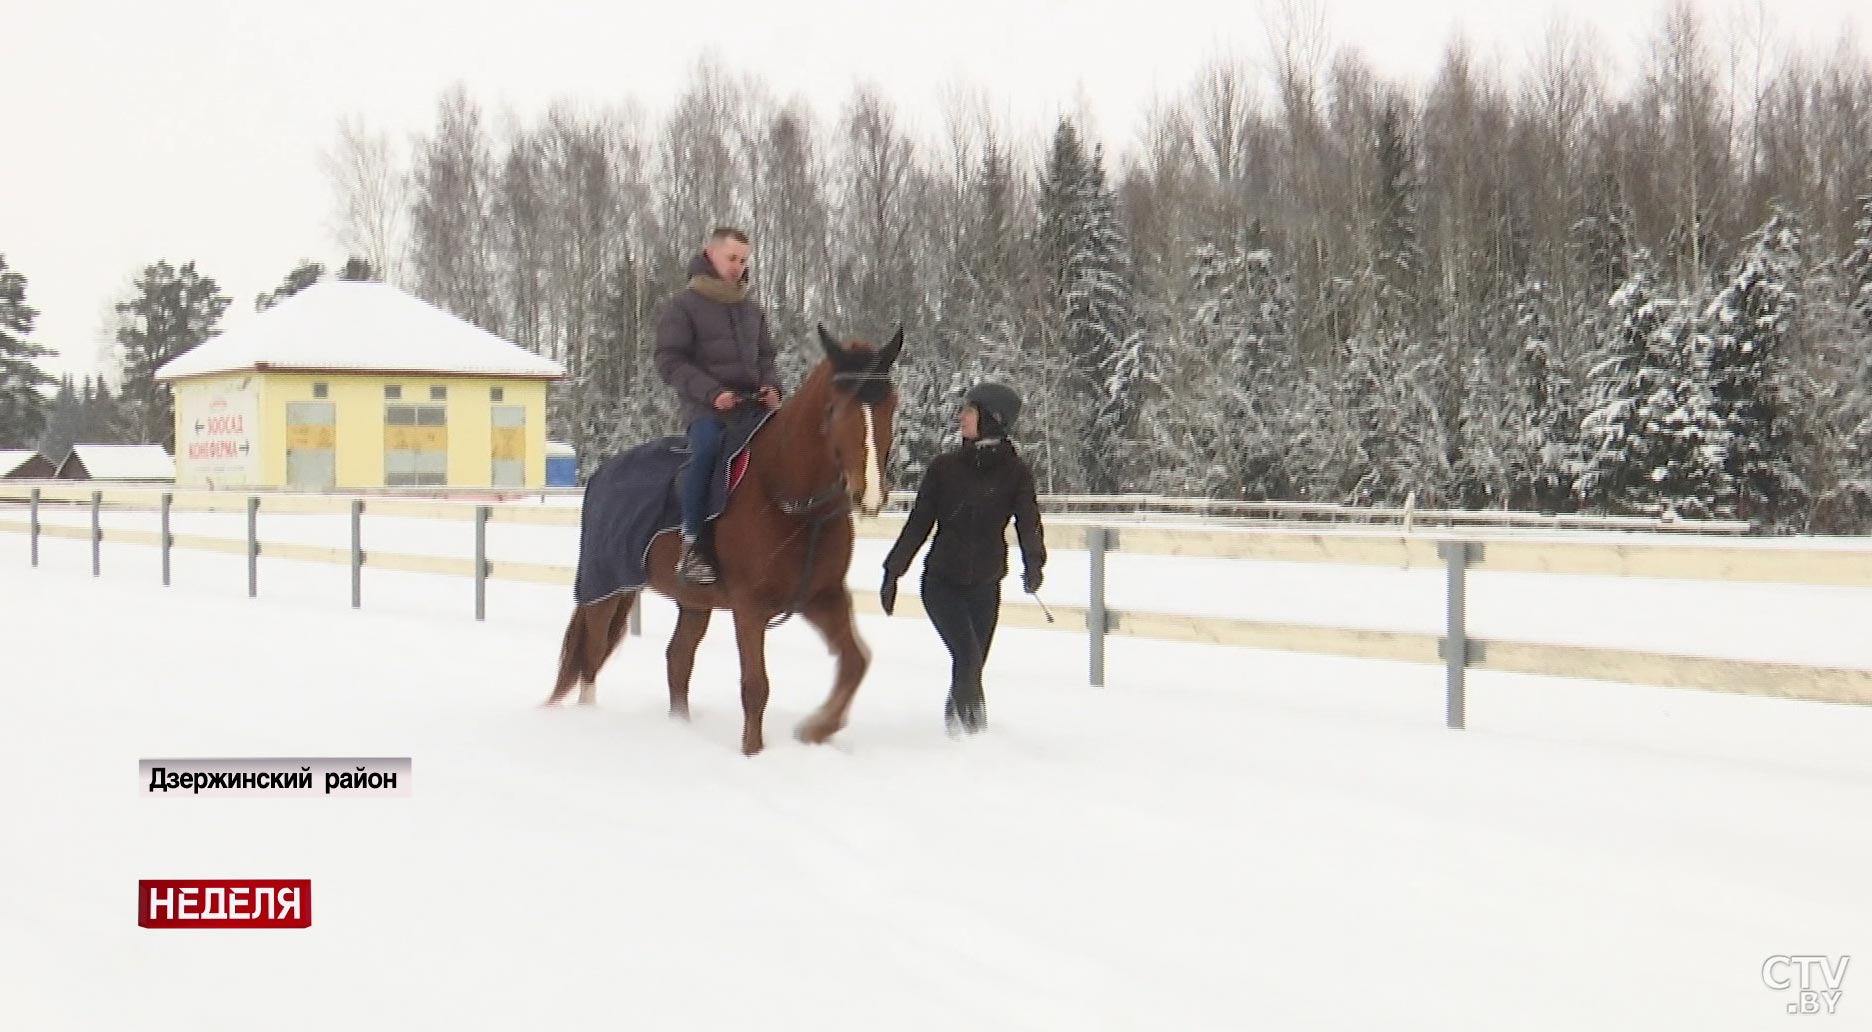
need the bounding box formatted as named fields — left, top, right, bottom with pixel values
left=1, top=520, right=1869, bottom=1030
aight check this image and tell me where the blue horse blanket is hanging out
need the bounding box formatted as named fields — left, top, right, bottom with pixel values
left=572, top=410, right=774, bottom=605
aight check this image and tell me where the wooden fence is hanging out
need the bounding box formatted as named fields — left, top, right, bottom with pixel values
left=4, top=483, right=1868, bottom=722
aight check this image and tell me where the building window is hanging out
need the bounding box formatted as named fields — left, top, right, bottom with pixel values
left=490, top=387, right=504, bottom=403
left=430, top=385, right=447, bottom=401
left=384, top=384, right=402, bottom=400
left=312, top=383, right=329, bottom=399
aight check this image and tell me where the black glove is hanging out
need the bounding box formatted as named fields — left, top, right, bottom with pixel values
left=1022, top=568, right=1043, bottom=594
left=880, top=573, right=899, bottom=615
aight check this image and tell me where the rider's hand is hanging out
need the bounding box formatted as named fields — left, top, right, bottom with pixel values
left=713, top=391, right=738, bottom=412
left=759, top=385, right=782, bottom=411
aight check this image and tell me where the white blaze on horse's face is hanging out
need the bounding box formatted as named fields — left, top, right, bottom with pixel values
left=860, top=404, right=884, bottom=516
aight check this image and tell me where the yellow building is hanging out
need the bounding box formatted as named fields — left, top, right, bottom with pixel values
left=154, top=282, right=565, bottom=490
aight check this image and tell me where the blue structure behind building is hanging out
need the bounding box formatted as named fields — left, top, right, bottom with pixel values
left=546, top=441, right=578, bottom=487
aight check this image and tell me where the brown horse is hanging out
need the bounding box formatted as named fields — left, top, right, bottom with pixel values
left=546, top=326, right=904, bottom=755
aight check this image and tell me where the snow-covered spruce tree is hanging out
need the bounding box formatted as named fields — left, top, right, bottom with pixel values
left=1037, top=118, right=1141, bottom=494
left=1576, top=246, right=1731, bottom=518
left=914, top=140, right=1033, bottom=481
left=1341, top=326, right=1450, bottom=506
left=1572, top=171, right=1639, bottom=308
left=1803, top=178, right=1872, bottom=532
left=1172, top=240, right=1315, bottom=498
left=1702, top=205, right=1809, bottom=530
left=1844, top=171, right=1872, bottom=336
left=1501, top=279, right=1581, bottom=512
left=1452, top=345, right=1514, bottom=508
left=1346, top=98, right=1453, bottom=506
left=1369, top=98, right=1426, bottom=331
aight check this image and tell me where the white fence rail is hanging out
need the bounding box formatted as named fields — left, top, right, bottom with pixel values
left=4, top=483, right=1867, bottom=720
left=2, top=477, right=1757, bottom=534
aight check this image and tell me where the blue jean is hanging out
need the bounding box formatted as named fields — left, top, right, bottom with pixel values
left=681, top=414, right=726, bottom=538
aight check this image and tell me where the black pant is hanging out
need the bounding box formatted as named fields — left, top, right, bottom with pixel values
left=920, top=573, right=1001, bottom=714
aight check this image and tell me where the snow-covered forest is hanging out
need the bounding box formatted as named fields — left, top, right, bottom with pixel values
left=8, top=5, right=1871, bottom=533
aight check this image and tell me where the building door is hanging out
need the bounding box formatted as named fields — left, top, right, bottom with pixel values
left=491, top=405, right=525, bottom=487
left=285, top=402, right=336, bottom=490
left=385, top=404, right=448, bottom=486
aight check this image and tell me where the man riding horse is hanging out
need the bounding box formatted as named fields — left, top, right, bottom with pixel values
left=653, top=225, right=784, bottom=586
left=554, top=321, right=904, bottom=756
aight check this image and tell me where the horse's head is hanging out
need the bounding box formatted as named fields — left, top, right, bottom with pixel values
left=815, top=323, right=904, bottom=518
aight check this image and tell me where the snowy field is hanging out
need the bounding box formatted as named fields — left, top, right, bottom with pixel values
left=2, top=514, right=1870, bottom=1030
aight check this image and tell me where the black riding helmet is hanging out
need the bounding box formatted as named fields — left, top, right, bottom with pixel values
left=964, top=381, right=1022, bottom=437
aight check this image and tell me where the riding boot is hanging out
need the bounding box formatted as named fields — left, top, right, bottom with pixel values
left=678, top=534, right=717, bottom=586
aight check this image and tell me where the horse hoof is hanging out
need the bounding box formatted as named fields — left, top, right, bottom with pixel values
left=741, top=739, right=764, bottom=757
left=795, top=719, right=839, bottom=745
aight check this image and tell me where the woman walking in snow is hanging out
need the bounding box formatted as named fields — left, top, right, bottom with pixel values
left=880, top=382, right=1047, bottom=735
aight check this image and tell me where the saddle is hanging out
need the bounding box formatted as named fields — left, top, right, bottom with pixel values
left=681, top=408, right=765, bottom=514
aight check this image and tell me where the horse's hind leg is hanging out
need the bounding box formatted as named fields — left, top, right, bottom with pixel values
left=666, top=605, right=711, bottom=720
left=795, top=587, right=870, bottom=746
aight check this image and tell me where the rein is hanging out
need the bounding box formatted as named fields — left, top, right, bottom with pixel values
left=765, top=472, right=851, bottom=629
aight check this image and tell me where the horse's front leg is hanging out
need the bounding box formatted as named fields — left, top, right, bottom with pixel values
left=730, top=606, right=772, bottom=756
left=797, top=587, right=869, bottom=745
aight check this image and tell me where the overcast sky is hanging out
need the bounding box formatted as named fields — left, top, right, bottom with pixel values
left=6, top=0, right=1868, bottom=383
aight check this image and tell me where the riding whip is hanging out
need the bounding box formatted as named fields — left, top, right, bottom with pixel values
left=1031, top=591, right=1055, bottom=624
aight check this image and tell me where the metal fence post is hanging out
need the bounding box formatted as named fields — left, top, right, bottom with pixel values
left=1438, top=540, right=1479, bottom=730
left=246, top=496, right=259, bottom=598
left=29, top=487, right=39, bottom=566
left=350, top=499, right=363, bottom=609
left=91, top=490, right=101, bottom=577
left=474, top=505, right=489, bottom=621
left=1087, top=527, right=1109, bottom=687
left=160, top=492, right=172, bottom=587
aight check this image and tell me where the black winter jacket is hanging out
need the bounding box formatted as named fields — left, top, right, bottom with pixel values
left=884, top=439, right=1046, bottom=586
left=653, top=253, right=780, bottom=424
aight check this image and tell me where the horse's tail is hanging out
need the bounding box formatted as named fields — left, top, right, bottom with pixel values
left=547, top=592, right=636, bottom=705
left=548, top=607, right=588, bottom=703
